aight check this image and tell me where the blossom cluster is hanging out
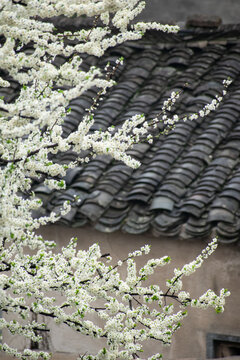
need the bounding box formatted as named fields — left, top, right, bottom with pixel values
left=0, top=238, right=229, bottom=360
left=0, top=1, right=231, bottom=360
left=149, top=80, right=231, bottom=135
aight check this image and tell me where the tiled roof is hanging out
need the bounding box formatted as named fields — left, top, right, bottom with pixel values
left=2, top=24, right=240, bottom=243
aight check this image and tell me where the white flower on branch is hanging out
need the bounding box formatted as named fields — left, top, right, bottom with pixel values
left=0, top=1, right=231, bottom=360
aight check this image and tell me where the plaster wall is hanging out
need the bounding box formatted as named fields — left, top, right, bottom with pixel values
left=3, top=225, right=239, bottom=360
left=2, top=355, right=240, bottom=360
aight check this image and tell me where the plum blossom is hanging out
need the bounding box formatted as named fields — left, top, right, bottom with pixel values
left=0, top=1, right=231, bottom=360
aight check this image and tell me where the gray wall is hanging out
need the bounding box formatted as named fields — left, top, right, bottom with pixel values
left=138, top=0, right=240, bottom=24
left=3, top=225, right=237, bottom=360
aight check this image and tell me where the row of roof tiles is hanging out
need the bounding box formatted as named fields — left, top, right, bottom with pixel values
left=1, top=25, right=240, bottom=243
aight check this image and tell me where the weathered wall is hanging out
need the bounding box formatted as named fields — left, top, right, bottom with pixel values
left=137, top=0, right=240, bottom=24
left=2, top=355, right=240, bottom=360
left=3, top=225, right=239, bottom=360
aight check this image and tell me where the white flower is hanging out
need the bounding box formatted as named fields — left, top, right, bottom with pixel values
left=0, top=2, right=230, bottom=359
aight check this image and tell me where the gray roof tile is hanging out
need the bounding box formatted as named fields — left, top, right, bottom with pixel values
left=3, top=24, right=240, bottom=243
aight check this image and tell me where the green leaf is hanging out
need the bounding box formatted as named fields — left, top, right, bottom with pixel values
left=215, top=306, right=223, bottom=313
left=58, top=180, right=65, bottom=188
